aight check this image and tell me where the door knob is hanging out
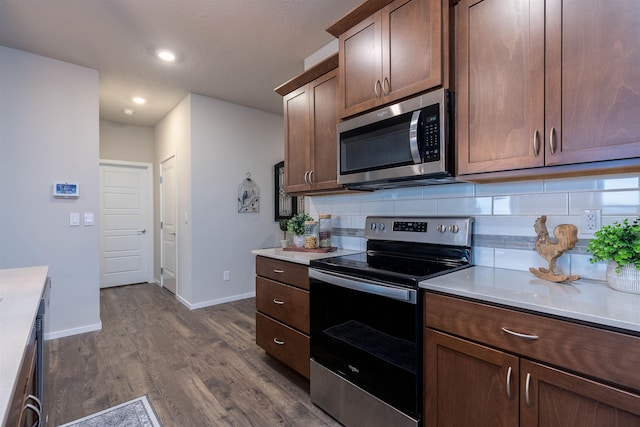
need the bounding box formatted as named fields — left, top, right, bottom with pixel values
left=169, top=231, right=176, bottom=236
left=138, top=229, right=147, bottom=234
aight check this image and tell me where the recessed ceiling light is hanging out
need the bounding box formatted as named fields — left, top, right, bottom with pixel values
left=132, top=97, right=146, bottom=105
left=156, top=49, right=176, bottom=62
left=122, top=108, right=134, bottom=116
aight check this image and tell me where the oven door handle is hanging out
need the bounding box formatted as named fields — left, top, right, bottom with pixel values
left=309, top=269, right=417, bottom=304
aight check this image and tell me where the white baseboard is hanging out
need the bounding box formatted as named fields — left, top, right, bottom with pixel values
left=45, top=321, right=102, bottom=340
left=177, top=292, right=256, bottom=310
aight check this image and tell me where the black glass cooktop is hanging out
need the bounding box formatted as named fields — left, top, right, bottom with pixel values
left=310, top=245, right=471, bottom=289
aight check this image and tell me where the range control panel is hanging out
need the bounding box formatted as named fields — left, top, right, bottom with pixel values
left=365, top=216, right=473, bottom=247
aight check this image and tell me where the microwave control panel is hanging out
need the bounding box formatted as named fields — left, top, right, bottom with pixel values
left=420, top=104, right=440, bottom=162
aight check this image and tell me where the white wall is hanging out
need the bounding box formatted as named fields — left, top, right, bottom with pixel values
left=154, top=95, right=193, bottom=301
left=153, top=93, right=282, bottom=308
left=190, top=94, right=282, bottom=306
left=0, top=46, right=101, bottom=338
left=100, top=120, right=155, bottom=163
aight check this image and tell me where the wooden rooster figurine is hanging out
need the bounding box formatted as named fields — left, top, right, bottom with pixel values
left=529, top=215, right=580, bottom=282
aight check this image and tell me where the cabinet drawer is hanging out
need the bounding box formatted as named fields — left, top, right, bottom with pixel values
left=256, top=277, right=309, bottom=334
left=425, top=293, right=640, bottom=392
left=256, top=256, right=309, bottom=290
left=256, top=312, right=310, bottom=379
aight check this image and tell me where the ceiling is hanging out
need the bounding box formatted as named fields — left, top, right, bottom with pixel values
left=0, top=0, right=362, bottom=127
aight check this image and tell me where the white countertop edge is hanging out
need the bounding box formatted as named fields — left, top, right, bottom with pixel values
left=0, top=265, right=49, bottom=426
left=420, top=266, right=640, bottom=334
left=252, top=247, right=362, bottom=265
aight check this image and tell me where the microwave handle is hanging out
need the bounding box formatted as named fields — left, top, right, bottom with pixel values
left=409, top=110, right=422, bottom=164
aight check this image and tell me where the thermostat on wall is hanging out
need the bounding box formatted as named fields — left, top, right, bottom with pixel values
left=53, top=182, right=79, bottom=198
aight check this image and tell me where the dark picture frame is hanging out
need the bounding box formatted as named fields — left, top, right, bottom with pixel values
left=274, top=161, right=297, bottom=221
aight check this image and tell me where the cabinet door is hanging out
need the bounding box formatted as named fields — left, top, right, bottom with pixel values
left=283, top=86, right=310, bottom=193
left=383, top=0, right=443, bottom=104
left=339, top=13, right=382, bottom=117
left=456, top=0, right=545, bottom=175
left=520, top=359, right=640, bottom=427
left=309, top=69, right=340, bottom=191
left=545, top=0, right=640, bottom=166
left=425, top=330, right=519, bottom=426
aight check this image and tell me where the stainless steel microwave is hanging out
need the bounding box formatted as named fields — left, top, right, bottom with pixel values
left=338, top=89, right=455, bottom=190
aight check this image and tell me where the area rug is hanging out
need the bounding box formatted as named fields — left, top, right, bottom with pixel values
left=58, top=395, right=162, bottom=427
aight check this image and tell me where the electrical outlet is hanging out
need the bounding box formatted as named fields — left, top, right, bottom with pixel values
left=581, top=209, right=601, bottom=234
left=223, top=270, right=230, bottom=281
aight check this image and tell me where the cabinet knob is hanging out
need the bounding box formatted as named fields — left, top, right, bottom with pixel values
left=506, top=366, right=513, bottom=399
left=525, top=372, right=533, bottom=406
left=308, top=170, right=314, bottom=184
left=374, top=80, right=382, bottom=98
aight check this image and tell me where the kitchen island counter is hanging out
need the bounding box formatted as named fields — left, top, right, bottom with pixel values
left=420, top=266, right=640, bottom=334
left=0, top=265, right=49, bottom=425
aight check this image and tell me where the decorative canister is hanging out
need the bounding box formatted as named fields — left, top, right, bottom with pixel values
left=606, top=261, right=640, bottom=294
left=304, top=221, right=319, bottom=249
left=318, top=214, right=332, bottom=248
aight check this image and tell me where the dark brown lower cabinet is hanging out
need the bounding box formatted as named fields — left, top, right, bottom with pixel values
left=255, top=256, right=310, bottom=379
left=424, top=293, right=640, bottom=426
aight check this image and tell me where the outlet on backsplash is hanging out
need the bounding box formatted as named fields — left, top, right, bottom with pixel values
left=581, top=209, right=601, bottom=235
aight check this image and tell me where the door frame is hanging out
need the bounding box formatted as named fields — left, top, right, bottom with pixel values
left=160, top=154, right=178, bottom=294
left=99, top=159, right=154, bottom=285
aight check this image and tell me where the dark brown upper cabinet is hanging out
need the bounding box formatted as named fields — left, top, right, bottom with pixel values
left=456, top=0, right=640, bottom=181
left=327, top=0, right=451, bottom=119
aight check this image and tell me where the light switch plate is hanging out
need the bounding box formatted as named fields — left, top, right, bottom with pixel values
left=84, top=212, right=94, bottom=226
left=69, top=212, right=80, bottom=226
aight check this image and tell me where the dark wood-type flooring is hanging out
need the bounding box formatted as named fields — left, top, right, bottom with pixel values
left=46, top=283, right=341, bottom=426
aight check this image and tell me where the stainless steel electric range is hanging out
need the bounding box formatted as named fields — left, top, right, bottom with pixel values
left=309, top=216, right=473, bottom=427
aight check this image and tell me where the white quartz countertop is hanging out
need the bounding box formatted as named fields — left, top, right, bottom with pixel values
left=252, top=247, right=362, bottom=265
left=419, top=266, right=640, bottom=334
left=0, top=265, right=49, bottom=426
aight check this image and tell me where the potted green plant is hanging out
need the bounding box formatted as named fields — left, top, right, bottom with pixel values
left=278, top=219, right=289, bottom=248
left=587, top=217, right=640, bottom=294
left=287, top=213, right=313, bottom=247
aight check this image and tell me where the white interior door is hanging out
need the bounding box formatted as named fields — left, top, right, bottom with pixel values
left=100, top=162, right=152, bottom=288
left=161, top=155, right=177, bottom=294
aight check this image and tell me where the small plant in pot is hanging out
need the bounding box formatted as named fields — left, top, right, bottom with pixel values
left=587, top=217, right=640, bottom=294
left=287, top=213, right=313, bottom=247
left=278, top=219, right=289, bottom=248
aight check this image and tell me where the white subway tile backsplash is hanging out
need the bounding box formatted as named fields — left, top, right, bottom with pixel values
left=305, top=172, right=639, bottom=281
left=545, top=174, right=639, bottom=193
left=569, top=191, right=640, bottom=215
left=570, top=254, right=607, bottom=281
left=422, top=182, right=475, bottom=199
left=493, top=193, right=567, bottom=215
left=394, top=199, right=437, bottom=216
left=437, top=197, right=492, bottom=215
left=475, top=180, right=543, bottom=196
left=474, top=216, right=539, bottom=237
left=382, top=187, right=423, bottom=200
left=472, top=246, right=494, bottom=267
left=331, top=215, right=351, bottom=229
left=351, top=215, right=367, bottom=229
left=360, top=200, right=395, bottom=215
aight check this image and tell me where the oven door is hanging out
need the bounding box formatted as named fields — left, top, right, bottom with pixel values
left=309, top=268, right=421, bottom=419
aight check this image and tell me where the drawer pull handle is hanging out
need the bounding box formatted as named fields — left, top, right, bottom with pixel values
left=273, top=338, right=285, bottom=345
left=506, top=366, right=513, bottom=399
left=501, top=327, right=539, bottom=340
left=273, top=299, right=285, bottom=305
left=273, top=269, right=285, bottom=273
left=549, top=127, right=557, bottom=155
left=533, top=129, right=540, bottom=157
left=525, top=372, right=532, bottom=406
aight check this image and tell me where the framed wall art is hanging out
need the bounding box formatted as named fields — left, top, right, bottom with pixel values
left=274, top=161, right=297, bottom=221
